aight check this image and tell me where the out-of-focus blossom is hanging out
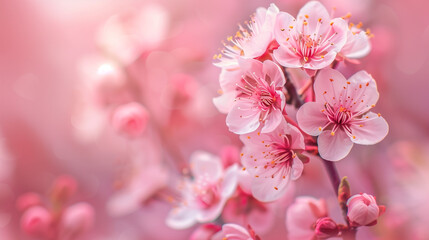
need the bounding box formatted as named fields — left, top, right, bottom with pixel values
left=240, top=119, right=305, bottom=202
left=97, top=3, right=169, bottom=64
left=166, top=151, right=238, bottom=229
left=59, top=202, right=95, bottom=240
left=286, top=197, right=327, bottom=240
left=189, top=223, right=221, bottom=240
left=314, top=217, right=339, bottom=239
left=297, top=69, right=388, bottom=161
left=20, top=206, right=52, bottom=238
left=339, top=23, right=372, bottom=61
left=111, top=102, right=149, bottom=138
left=212, top=223, right=260, bottom=240
left=106, top=149, right=168, bottom=216
left=274, top=1, right=347, bottom=73
left=218, top=59, right=286, bottom=134
left=213, top=4, right=279, bottom=69
left=347, top=193, right=385, bottom=227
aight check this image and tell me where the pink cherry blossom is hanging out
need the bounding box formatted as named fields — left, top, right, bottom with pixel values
left=286, top=197, right=328, bottom=240
left=296, top=69, right=388, bottom=161
left=111, top=102, right=150, bottom=138
left=214, top=4, right=279, bottom=69
left=20, top=206, right=53, bottom=238
left=347, top=193, right=385, bottom=227
left=59, top=202, right=95, bottom=240
left=212, top=224, right=260, bottom=240
left=166, top=151, right=238, bottom=229
left=219, top=59, right=286, bottom=134
left=273, top=1, right=348, bottom=71
left=240, top=119, right=305, bottom=202
left=339, top=23, right=372, bottom=61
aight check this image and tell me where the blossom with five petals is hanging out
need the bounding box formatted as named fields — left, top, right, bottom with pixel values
left=296, top=69, right=388, bottom=161
left=240, top=119, right=305, bottom=202
left=214, top=4, right=279, bottom=70
left=273, top=1, right=348, bottom=72
left=166, top=151, right=237, bottom=229
left=217, top=59, right=286, bottom=134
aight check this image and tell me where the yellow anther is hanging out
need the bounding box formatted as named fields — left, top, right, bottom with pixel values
left=331, top=131, right=335, bottom=136
left=305, top=14, right=309, bottom=18
left=227, top=36, right=233, bottom=41
left=356, top=22, right=363, bottom=29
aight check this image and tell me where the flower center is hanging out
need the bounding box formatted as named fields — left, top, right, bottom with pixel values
left=264, top=135, right=294, bottom=169
left=324, top=104, right=353, bottom=135
left=192, top=177, right=220, bottom=209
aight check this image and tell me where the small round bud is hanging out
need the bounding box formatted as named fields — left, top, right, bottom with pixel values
left=111, top=102, right=149, bottom=138
left=20, top=206, right=52, bottom=238
left=347, top=193, right=384, bottom=227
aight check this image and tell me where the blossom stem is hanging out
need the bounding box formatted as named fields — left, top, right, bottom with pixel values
left=321, top=158, right=357, bottom=240
left=283, top=68, right=304, bottom=108
left=321, top=159, right=340, bottom=197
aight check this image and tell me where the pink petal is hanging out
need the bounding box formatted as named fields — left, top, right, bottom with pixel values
left=297, top=1, right=330, bottom=35
left=303, top=50, right=336, bottom=70
left=166, top=207, right=198, bottom=229
left=213, top=92, right=236, bottom=114
left=343, top=31, right=371, bottom=59
left=286, top=124, right=306, bottom=150
left=350, top=112, right=389, bottom=145
left=318, top=130, right=353, bottom=161
left=251, top=166, right=291, bottom=202
left=261, top=109, right=283, bottom=133
left=314, top=69, right=348, bottom=105
left=190, top=151, right=223, bottom=181
left=238, top=58, right=264, bottom=79
left=290, top=158, right=304, bottom=180
left=322, top=18, right=348, bottom=53
left=226, top=101, right=261, bottom=134
left=274, top=12, right=296, bottom=48
left=346, top=71, right=379, bottom=112
left=219, top=68, right=241, bottom=91
left=296, top=102, right=328, bottom=136
left=273, top=45, right=302, bottom=68
left=263, top=60, right=285, bottom=88
left=221, top=164, right=239, bottom=197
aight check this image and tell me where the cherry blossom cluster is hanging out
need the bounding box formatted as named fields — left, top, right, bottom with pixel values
left=17, top=175, right=94, bottom=240
left=166, top=1, right=388, bottom=239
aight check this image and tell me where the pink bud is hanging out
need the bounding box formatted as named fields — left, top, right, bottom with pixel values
left=20, top=206, right=52, bottom=238
left=190, top=223, right=221, bottom=240
left=16, top=192, right=42, bottom=212
left=347, top=193, right=383, bottom=227
left=51, top=175, right=78, bottom=204
left=111, top=102, right=149, bottom=138
left=314, top=217, right=339, bottom=239
left=60, top=202, right=95, bottom=239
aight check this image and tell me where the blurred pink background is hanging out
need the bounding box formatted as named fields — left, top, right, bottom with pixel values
left=0, top=0, right=428, bottom=239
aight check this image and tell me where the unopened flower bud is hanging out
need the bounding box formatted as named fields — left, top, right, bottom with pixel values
left=314, top=217, right=339, bottom=239
left=60, top=202, right=95, bottom=239
left=347, top=193, right=385, bottom=227
left=50, top=175, right=77, bottom=205
left=111, top=102, right=149, bottom=138
left=20, top=206, right=52, bottom=238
